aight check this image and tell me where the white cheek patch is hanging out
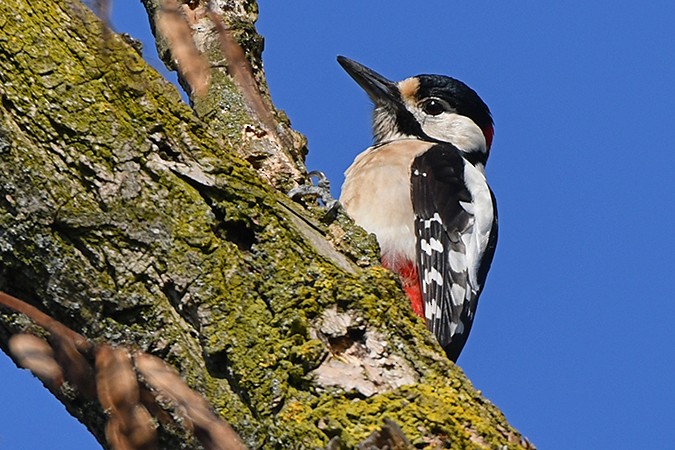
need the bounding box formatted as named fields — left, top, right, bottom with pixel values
left=420, top=113, right=487, bottom=154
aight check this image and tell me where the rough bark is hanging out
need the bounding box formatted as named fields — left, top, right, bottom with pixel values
left=0, top=1, right=532, bottom=449
left=139, top=0, right=307, bottom=190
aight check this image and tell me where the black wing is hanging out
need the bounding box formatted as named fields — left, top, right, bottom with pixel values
left=411, top=144, right=497, bottom=361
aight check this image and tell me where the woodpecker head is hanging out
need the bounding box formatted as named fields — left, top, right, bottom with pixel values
left=337, top=56, right=494, bottom=166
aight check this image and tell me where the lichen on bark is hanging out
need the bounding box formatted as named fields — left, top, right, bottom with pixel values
left=0, top=1, right=532, bottom=449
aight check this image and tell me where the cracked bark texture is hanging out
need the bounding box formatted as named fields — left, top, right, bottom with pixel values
left=0, top=1, right=532, bottom=449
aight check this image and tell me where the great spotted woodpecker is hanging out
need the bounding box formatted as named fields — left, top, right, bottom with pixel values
left=337, top=56, right=497, bottom=361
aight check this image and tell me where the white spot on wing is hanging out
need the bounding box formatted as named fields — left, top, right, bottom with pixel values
left=420, top=237, right=444, bottom=255
left=461, top=230, right=472, bottom=248
left=459, top=201, right=474, bottom=214
left=425, top=297, right=441, bottom=320
left=448, top=250, right=466, bottom=272
left=425, top=303, right=432, bottom=319
left=429, top=237, right=443, bottom=252
left=455, top=320, right=465, bottom=336
left=448, top=319, right=465, bottom=337
left=451, top=284, right=466, bottom=306
left=424, top=267, right=444, bottom=286
left=420, top=239, right=432, bottom=255
left=449, top=321, right=457, bottom=336
left=422, top=213, right=443, bottom=229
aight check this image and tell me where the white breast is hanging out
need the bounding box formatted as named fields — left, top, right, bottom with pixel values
left=340, top=139, right=435, bottom=266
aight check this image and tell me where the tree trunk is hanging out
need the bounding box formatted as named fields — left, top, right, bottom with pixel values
left=0, top=1, right=532, bottom=448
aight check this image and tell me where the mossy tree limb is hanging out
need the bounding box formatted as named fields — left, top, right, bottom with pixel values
left=139, top=0, right=307, bottom=190
left=0, top=1, right=532, bottom=449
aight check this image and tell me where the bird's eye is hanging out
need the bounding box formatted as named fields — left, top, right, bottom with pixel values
left=421, top=99, right=445, bottom=116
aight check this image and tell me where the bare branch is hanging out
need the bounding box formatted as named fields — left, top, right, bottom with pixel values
left=2, top=291, right=246, bottom=450
left=157, top=0, right=210, bottom=97
left=8, top=333, right=64, bottom=389
left=135, top=353, right=247, bottom=450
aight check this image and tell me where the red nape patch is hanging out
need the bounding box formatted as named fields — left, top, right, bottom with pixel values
left=482, top=124, right=494, bottom=150
left=382, top=259, right=425, bottom=319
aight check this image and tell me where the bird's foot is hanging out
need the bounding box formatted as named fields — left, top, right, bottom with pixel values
left=288, top=171, right=339, bottom=222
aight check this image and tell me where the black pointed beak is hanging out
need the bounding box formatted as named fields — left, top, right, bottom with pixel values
left=337, top=56, right=400, bottom=106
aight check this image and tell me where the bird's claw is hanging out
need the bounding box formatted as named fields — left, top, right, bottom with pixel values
left=288, top=170, right=340, bottom=222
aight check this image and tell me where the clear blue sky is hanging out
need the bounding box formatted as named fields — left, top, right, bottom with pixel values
left=2, top=1, right=675, bottom=449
